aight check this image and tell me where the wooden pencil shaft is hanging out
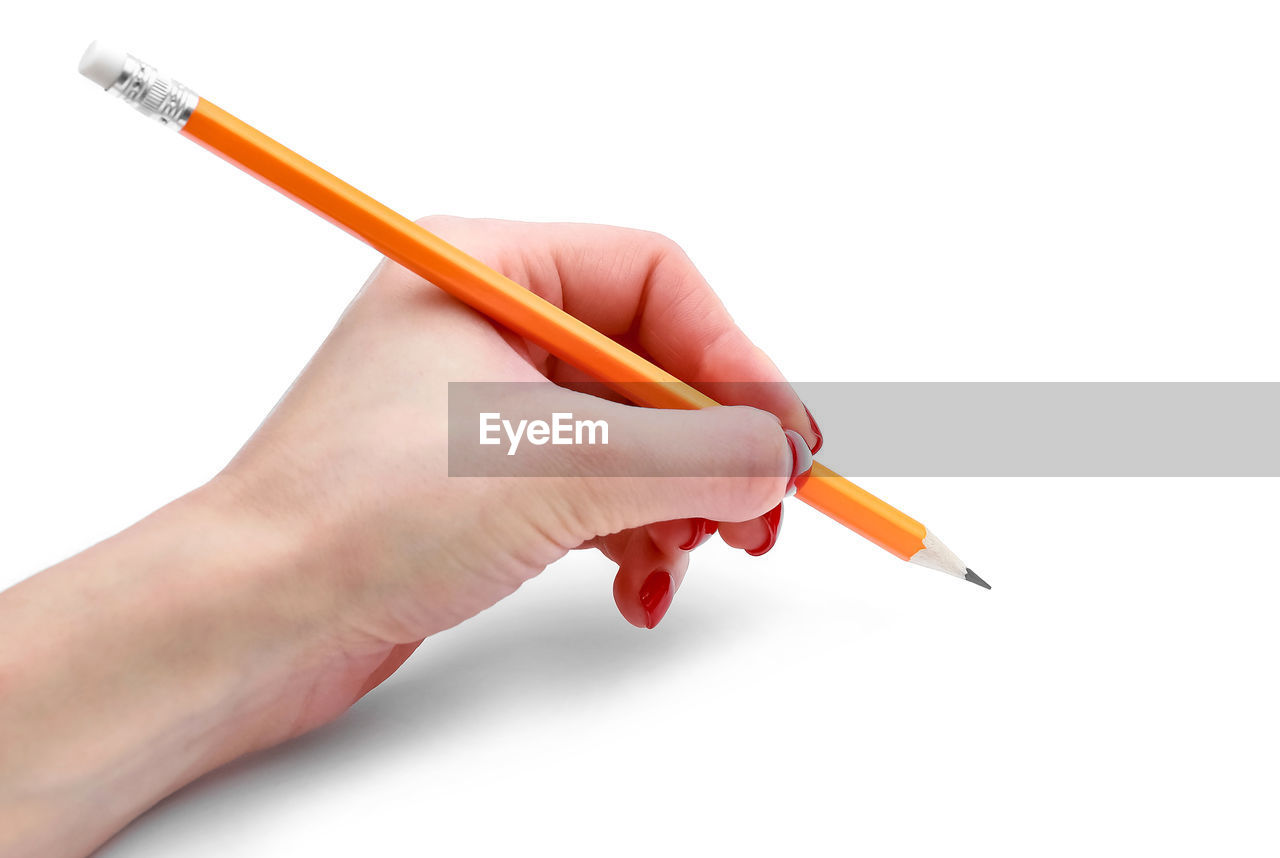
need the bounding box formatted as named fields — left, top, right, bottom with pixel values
left=179, top=99, right=928, bottom=561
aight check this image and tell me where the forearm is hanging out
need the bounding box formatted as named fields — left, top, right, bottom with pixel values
left=0, top=484, right=327, bottom=857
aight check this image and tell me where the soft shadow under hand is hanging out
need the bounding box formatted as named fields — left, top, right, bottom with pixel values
left=97, top=568, right=749, bottom=854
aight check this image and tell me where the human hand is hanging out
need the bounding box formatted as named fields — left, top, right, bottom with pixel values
left=0, top=217, right=821, bottom=856
left=216, top=216, right=819, bottom=730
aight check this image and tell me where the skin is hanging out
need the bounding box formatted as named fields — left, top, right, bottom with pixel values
left=0, top=217, right=817, bottom=857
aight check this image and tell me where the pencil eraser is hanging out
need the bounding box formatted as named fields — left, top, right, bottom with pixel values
left=79, top=41, right=127, bottom=89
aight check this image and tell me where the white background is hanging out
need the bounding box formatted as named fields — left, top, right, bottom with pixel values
left=3, top=1, right=1278, bottom=855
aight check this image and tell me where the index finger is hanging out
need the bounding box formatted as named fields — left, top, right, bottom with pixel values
left=419, top=216, right=822, bottom=453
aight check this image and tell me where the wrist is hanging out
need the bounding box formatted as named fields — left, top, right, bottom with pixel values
left=183, top=475, right=339, bottom=657
left=169, top=478, right=360, bottom=741
left=0, top=483, right=341, bottom=856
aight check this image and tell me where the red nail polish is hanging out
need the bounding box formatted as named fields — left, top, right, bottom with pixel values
left=783, top=429, right=814, bottom=498
left=804, top=405, right=824, bottom=454
left=639, top=570, right=674, bottom=629
left=746, top=504, right=783, bottom=556
left=679, top=518, right=718, bottom=551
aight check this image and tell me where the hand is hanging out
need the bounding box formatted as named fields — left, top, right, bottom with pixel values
left=0, top=217, right=818, bottom=857
left=220, top=216, right=819, bottom=723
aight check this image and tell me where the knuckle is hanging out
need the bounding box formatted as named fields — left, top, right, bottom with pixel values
left=414, top=214, right=484, bottom=247
left=721, top=406, right=789, bottom=513
left=613, top=227, right=687, bottom=268
left=638, top=229, right=687, bottom=261
left=360, top=257, right=417, bottom=300
left=414, top=213, right=459, bottom=230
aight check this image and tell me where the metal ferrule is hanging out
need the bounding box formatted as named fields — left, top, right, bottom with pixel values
left=108, top=55, right=199, bottom=129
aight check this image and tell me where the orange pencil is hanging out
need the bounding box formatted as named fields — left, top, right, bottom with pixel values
left=77, top=42, right=988, bottom=589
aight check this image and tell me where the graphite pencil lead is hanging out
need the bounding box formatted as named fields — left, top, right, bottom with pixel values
left=964, top=568, right=992, bottom=590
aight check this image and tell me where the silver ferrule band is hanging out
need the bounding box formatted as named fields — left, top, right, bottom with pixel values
left=108, top=55, right=199, bottom=129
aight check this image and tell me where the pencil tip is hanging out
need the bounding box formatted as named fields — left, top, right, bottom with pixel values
left=965, top=568, right=992, bottom=590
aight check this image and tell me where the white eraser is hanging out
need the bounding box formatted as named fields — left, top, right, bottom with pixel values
left=79, top=41, right=127, bottom=89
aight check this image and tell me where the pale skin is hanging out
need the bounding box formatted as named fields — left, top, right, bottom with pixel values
left=0, top=217, right=818, bottom=857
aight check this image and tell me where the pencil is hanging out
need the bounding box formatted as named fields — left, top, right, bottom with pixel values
left=77, top=42, right=989, bottom=589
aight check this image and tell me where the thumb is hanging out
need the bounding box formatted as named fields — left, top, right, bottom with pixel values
left=560, top=401, right=812, bottom=630
left=561, top=401, right=813, bottom=538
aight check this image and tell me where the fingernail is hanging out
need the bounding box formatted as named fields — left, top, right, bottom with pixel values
left=804, top=405, right=824, bottom=454
left=783, top=429, right=814, bottom=498
left=679, top=518, right=718, bottom=551
left=746, top=504, right=783, bottom=556
left=639, top=570, right=674, bottom=629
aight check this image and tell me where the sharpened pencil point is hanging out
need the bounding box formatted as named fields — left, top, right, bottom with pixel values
left=964, top=568, right=991, bottom=590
